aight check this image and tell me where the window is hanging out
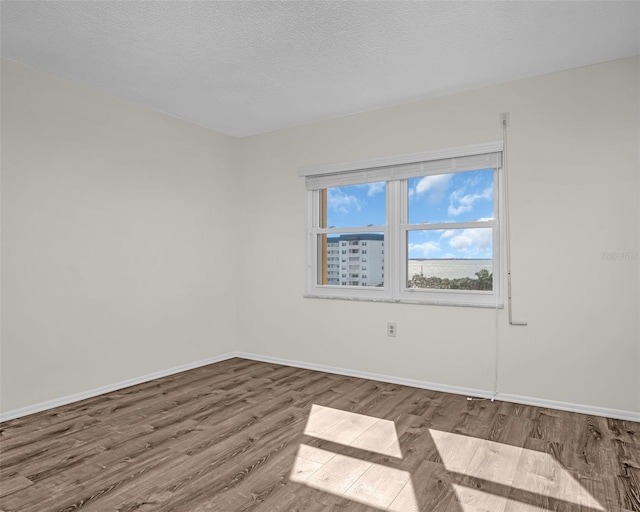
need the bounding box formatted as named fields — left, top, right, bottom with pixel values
left=300, top=142, right=503, bottom=307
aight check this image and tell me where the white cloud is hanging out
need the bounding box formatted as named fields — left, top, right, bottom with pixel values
left=447, top=229, right=492, bottom=256
left=366, top=182, right=385, bottom=197
left=413, top=174, right=452, bottom=204
left=408, top=241, right=440, bottom=257
left=448, top=187, right=493, bottom=216
left=409, top=174, right=453, bottom=204
left=327, top=189, right=361, bottom=214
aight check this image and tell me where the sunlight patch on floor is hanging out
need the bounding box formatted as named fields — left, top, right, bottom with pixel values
left=290, top=405, right=415, bottom=511
left=431, top=429, right=604, bottom=511
left=451, top=483, right=509, bottom=512
left=451, top=483, right=597, bottom=512
left=304, top=404, right=403, bottom=458
left=290, top=445, right=418, bottom=511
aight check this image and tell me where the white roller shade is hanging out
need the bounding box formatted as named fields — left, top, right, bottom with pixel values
left=299, top=141, right=503, bottom=191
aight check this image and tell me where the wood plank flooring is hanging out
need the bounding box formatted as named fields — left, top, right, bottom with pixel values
left=1, top=358, right=638, bottom=511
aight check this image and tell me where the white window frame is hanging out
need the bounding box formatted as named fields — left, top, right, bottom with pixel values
left=305, top=188, right=389, bottom=300
left=300, top=142, right=504, bottom=308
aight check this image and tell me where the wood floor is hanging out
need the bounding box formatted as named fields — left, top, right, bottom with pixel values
left=1, top=358, right=638, bottom=512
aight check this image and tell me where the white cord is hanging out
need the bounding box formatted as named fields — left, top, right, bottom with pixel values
left=503, top=116, right=528, bottom=327
left=494, top=292, right=499, bottom=398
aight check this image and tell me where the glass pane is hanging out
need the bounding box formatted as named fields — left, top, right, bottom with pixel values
left=322, top=182, right=386, bottom=228
left=407, top=229, right=492, bottom=290
left=408, top=169, right=494, bottom=224
left=318, top=233, right=384, bottom=287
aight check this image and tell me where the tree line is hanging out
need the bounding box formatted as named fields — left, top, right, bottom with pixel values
left=407, top=268, right=493, bottom=291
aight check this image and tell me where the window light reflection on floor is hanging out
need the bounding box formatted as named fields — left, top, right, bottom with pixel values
left=290, top=445, right=419, bottom=511
left=289, top=405, right=606, bottom=512
left=430, top=429, right=605, bottom=511
left=291, top=404, right=416, bottom=511
left=303, top=404, right=403, bottom=458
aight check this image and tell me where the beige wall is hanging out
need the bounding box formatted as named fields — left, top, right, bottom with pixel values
left=1, top=60, right=239, bottom=412
left=238, top=57, right=640, bottom=414
left=2, top=57, right=638, bottom=417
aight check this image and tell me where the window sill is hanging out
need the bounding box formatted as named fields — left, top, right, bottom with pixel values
left=303, top=293, right=504, bottom=309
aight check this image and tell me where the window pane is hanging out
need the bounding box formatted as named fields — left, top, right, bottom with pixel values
left=323, top=182, right=386, bottom=228
left=408, top=169, right=494, bottom=224
left=318, top=233, right=384, bottom=287
left=407, top=229, right=492, bottom=290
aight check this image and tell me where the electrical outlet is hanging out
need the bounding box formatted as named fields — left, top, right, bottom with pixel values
left=387, top=322, right=397, bottom=337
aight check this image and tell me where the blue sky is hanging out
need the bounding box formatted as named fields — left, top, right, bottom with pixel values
left=326, top=169, right=494, bottom=259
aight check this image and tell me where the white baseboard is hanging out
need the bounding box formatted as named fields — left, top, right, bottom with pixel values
left=494, top=393, right=640, bottom=423
left=236, top=351, right=496, bottom=399
left=0, top=352, right=237, bottom=423
left=3, top=350, right=638, bottom=423
left=236, top=351, right=640, bottom=423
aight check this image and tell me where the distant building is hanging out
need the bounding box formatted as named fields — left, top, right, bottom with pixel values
left=326, top=234, right=384, bottom=287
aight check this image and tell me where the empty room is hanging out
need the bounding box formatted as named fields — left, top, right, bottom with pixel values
left=1, top=1, right=639, bottom=511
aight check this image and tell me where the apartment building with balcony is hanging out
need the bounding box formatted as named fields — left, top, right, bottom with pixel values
left=326, top=234, right=384, bottom=287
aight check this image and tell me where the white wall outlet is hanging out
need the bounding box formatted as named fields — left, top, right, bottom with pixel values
left=387, top=322, right=397, bottom=337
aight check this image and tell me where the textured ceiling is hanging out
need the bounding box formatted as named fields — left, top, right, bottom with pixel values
left=2, top=1, right=639, bottom=137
